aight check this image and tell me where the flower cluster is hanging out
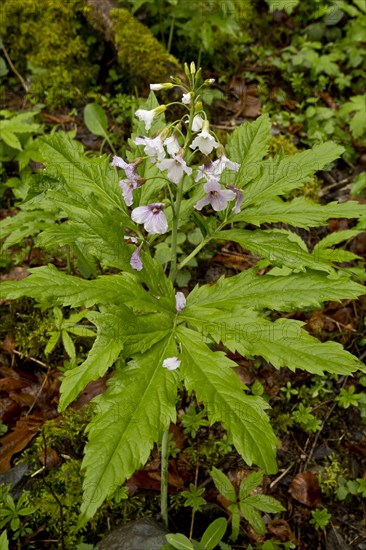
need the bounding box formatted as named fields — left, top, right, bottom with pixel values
left=111, top=65, right=243, bottom=276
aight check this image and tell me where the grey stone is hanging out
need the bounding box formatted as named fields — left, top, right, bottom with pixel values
left=97, top=517, right=168, bottom=550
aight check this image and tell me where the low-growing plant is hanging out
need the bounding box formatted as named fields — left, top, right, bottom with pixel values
left=211, top=468, right=285, bottom=541
left=0, top=63, right=365, bottom=533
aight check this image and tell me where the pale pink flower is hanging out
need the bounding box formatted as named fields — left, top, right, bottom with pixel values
left=182, top=92, right=192, bottom=105
left=119, top=179, right=140, bottom=207
left=130, top=248, right=143, bottom=271
left=162, top=357, right=181, bottom=370
left=194, top=179, right=236, bottom=212
left=164, top=135, right=180, bottom=156
left=134, top=136, right=165, bottom=162
left=175, top=291, right=186, bottom=312
left=131, top=203, right=168, bottom=234
left=227, top=185, right=244, bottom=214
left=191, top=115, right=204, bottom=132
left=190, top=128, right=219, bottom=155
left=135, top=109, right=156, bottom=131
left=157, top=154, right=192, bottom=184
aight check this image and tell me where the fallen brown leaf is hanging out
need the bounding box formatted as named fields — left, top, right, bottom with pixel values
left=289, top=471, right=321, bottom=507
left=0, top=415, right=43, bottom=472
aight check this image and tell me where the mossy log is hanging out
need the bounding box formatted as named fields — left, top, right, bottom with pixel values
left=84, top=0, right=180, bottom=89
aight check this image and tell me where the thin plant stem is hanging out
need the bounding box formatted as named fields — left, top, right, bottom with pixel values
left=189, top=463, right=200, bottom=539
left=160, top=429, right=170, bottom=528
left=161, top=90, right=196, bottom=528
left=167, top=16, right=175, bottom=53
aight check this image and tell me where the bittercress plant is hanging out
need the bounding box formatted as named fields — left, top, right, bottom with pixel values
left=1, top=63, right=365, bottom=530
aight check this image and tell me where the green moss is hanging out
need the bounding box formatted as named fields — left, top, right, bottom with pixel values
left=0, top=299, right=49, bottom=357
left=1, top=0, right=102, bottom=107
left=269, top=134, right=321, bottom=201
left=110, top=8, right=179, bottom=91
left=13, top=406, right=159, bottom=546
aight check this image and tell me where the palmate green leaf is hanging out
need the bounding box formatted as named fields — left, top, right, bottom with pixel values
left=0, top=264, right=173, bottom=313
left=219, top=314, right=362, bottom=376
left=58, top=309, right=125, bottom=410
left=226, top=114, right=271, bottom=186
left=39, top=194, right=133, bottom=271
left=241, top=142, right=344, bottom=206
left=79, top=334, right=179, bottom=524
left=211, top=467, right=236, bottom=503
left=243, top=495, right=285, bottom=513
left=186, top=267, right=366, bottom=312
left=39, top=132, right=125, bottom=212
left=0, top=210, right=59, bottom=250
left=181, top=306, right=363, bottom=376
left=177, top=327, right=278, bottom=473
left=233, top=197, right=365, bottom=229
left=218, top=228, right=332, bottom=272
left=239, top=502, right=265, bottom=535
left=239, top=471, right=263, bottom=500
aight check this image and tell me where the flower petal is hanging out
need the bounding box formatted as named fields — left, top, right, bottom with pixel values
left=175, top=291, right=186, bottom=312
left=162, top=357, right=181, bottom=370
left=130, top=248, right=143, bottom=271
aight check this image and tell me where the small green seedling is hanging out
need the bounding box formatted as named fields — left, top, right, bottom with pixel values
left=45, top=307, right=95, bottom=360
left=211, top=468, right=285, bottom=541
left=309, top=508, right=331, bottom=530
left=164, top=517, right=227, bottom=549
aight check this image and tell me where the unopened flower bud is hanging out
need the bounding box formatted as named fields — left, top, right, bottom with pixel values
left=184, top=63, right=190, bottom=79
left=190, top=61, right=196, bottom=75
left=194, top=100, right=203, bottom=112
left=170, top=75, right=182, bottom=84
left=154, top=105, right=167, bottom=115
left=205, top=78, right=215, bottom=85
left=150, top=83, right=174, bottom=91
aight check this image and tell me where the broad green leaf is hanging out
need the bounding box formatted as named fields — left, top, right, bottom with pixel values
left=185, top=268, right=366, bottom=313
left=200, top=517, right=227, bottom=550
left=239, top=471, right=263, bottom=500
left=239, top=502, right=265, bottom=535
left=233, top=197, right=365, bottom=229
left=165, top=534, right=194, bottom=550
left=226, top=114, right=271, bottom=186
left=0, top=210, right=58, bottom=250
left=218, top=228, right=332, bottom=272
left=1, top=129, right=22, bottom=150
left=211, top=467, right=236, bottom=503
left=313, top=229, right=363, bottom=250
left=0, top=530, right=9, bottom=550
left=79, top=334, right=179, bottom=523
left=182, top=306, right=363, bottom=376
left=178, top=327, right=278, bottom=473
left=243, top=495, right=285, bottom=513
left=0, top=265, right=172, bottom=313
left=44, top=332, right=60, bottom=356
left=242, top=142, right=344, bottom=206
left=223, top=316, right=363, bottom=376
left=83, top=103, right=108, bottom=138
left=59, top=310, right=125, bottom=410
left=351, top=172, right=366, bottom=197
left=339, top=95, right=366, bottom=139
left=39, top=133, right=125, bottom=211
left=61, top=330, right=76, bottom=360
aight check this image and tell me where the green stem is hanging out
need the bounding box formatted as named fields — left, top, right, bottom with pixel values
left=161, top=101, right=196, bottom=528
left=160, top=429, right=169, bottom=528
left=178, top=237, right=210, bottom=271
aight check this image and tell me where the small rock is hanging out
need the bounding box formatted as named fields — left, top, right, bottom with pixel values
left=97, top=517, right=168, bottom=550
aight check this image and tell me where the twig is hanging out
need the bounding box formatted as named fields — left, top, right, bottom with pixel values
left=26, top=366, right=51, bottom=416
left=269, top=462, right=295, bottom=489
left=13, top=349, right=49, bottom=369
left=41, top=430, right=65, bottom=550
left=303, top=378, right=348, bottom=470
left=1, top=42, right=29, bottom=93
